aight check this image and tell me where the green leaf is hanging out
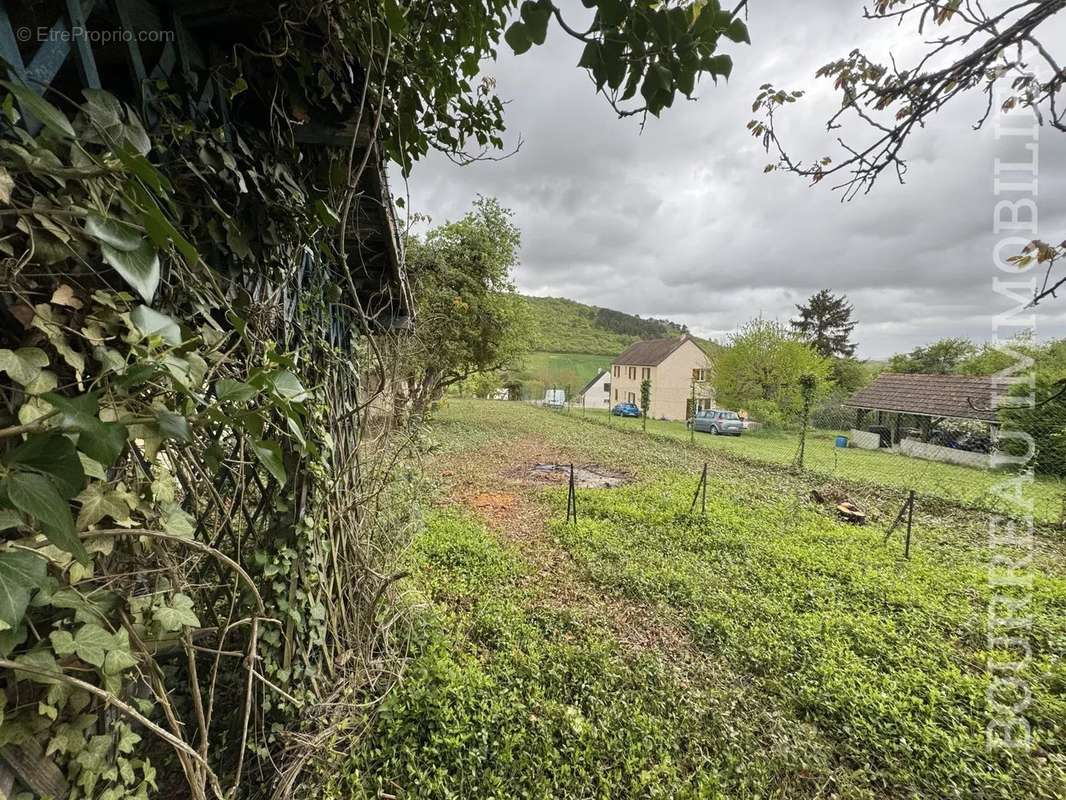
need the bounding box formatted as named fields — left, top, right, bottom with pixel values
left=130, top=305, right=182, bottom=346
left=0, top=510, right=23, bottom=531
left=101, top=239, right=160, bottom=302
left=7, top=432, right=85, bottom=499
left=0, top=347, right=49, bottom=386
left=267, top=371, right=309, bottom=402
left=49, top=629, right=76, bottom=656
left=724, top=18, right=750, bottom=44
left=521, top=1, right=552, bottom=45
left=0, top=80, right=75, bottom=139
left=75, top=483, right=131, bottom=530
left=156, top=410, right=191, bottom=442
left=216, top=379, right=257, bottom=403
left=313, top=198, right=340, bottom=227
left=252, top=440, right=287, bottom=485
left=71, top=623, right=112, bottom=668
left=6, top=472, right=88, bottom=565
left=0, top=550, right=47, bottom=629
left=103, top=647, right=138, bottom=675
left=154, top=593, right=200, bottom=632
left=504, top=21, right=534, bottom=55
left=84, top=213, right=141, bottom=252
left=43, top=393, right=127, bottom=468
left=702, top=54, right=733, bottom=80
left=14, top=649, right=60, bottom=684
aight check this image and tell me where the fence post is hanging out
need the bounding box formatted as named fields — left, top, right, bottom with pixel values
left=566, top=463, right=578, bottom=524
left=690, top=463, right=708, bottom=514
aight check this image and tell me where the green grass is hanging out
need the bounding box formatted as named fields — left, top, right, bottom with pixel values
left=338, top=401, right=1066, bottom=799
left=575, top=407, right=1066, bottom=522
left=512, top=351, right=611, bottom=399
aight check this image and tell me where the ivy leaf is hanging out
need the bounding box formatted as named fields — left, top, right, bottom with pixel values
left=156, top=410, right=191, bottom=442
left=154, top=593, right=200, bottom=632
left=0, top=347, right=49, bottom=386
left=5, top=472, right=88, bottom=565
left=130, top=305, right=182, bottom=346
left=84, top=213, right=141, bottom=252
left=101, top=239, right=160, bottom=303
left=7, top=432, right=85, bottom=499
left=49, top=629, right=76, bottom=657
left=252, top=440, right=287, bottom=486
left=267, top=371, right=309, bottom=402
left=103, top=648, right=138, bottom=676
left=71, top=623, right=112, bottom=668
left=0, top=550, right=47, bottom=629
left=504, top=21, right=534, bottom=55
left=42, top=393, right=128, bottom=468
left=14, top=648, right=60, bottom=684
left=0, top=509, right=23, bottom=531
left=0, top=80, right=75, bottom=139
left=75, top=483, right=132, bottom=530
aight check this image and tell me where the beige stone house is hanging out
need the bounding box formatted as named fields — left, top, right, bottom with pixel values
left=610, top=336, right=713, bottom=421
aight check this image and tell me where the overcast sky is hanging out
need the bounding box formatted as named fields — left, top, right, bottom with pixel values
left=397, top=1, right=1066, bottom=359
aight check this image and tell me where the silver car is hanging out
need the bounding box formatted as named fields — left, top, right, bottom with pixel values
left=691, top=409, right=744, bottom=436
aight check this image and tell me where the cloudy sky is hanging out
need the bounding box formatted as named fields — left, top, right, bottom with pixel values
left=398, top=1, right=1066, bottom=359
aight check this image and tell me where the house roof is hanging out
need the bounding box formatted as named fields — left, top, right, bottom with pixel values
left=612, top=336, right=691, bottom=367
left=577, top=368, right=610, bottom=396
left=844, top=373, right=999, bottom=422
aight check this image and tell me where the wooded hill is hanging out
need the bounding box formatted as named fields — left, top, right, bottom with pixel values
left=520, top=295, right=698, bottom=355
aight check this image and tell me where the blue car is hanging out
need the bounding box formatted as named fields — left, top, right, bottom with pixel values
left=611, top=402, right=642, bottom=418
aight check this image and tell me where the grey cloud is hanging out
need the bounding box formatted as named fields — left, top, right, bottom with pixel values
left=397, top=0, right=1066, bottom=360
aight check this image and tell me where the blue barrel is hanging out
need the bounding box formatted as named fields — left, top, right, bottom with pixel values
left=835, top=435, right=849, bottom=448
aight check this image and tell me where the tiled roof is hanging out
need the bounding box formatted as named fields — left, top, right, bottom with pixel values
left=612, top=336, right=689, bottom=367
left=844, top=373, right=999, bottom=422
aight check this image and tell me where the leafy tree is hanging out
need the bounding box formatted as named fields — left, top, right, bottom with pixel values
left=713, top=318, right=832, bottom=426
left=791, top=290, right=856, bottom=358
left=748, top=1, right=1065, bottom=303
left=403, top=198, right=531, bottom=413
left=640, top=378, right=651, bottom=430
left=888, top=338, right=976, bottom=374
left=829, top=357, right=871, bottom=393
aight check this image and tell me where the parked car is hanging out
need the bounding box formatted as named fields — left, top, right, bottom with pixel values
left=611, top=402, right=642, bottom=418
left=544, top=388, right=566, bottom=409
left=690, top=409, right=744, bottom=436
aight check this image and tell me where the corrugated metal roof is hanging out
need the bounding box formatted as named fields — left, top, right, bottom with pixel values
left=844, top=373, right=999, bottom=422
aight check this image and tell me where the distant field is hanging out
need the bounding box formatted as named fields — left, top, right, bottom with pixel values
left=515, top=351, right=611, bottom=398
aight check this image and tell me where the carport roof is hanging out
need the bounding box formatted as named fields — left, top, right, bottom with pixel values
left=844, top=373, right=999, bottom=423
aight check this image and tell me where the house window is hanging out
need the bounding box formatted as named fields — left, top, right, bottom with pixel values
left=614, top=389, right=618, bottom=401
left=628, top=367, right=637, bottom=380
left=627, top=392, right=636, bottom=403
left=613, top=365, right=620, bottom=378
left=602, top=382, right=610, bottom=392
left=641, top=368, right=650, bottom=380
left=692, top=368, right=708, bottom=382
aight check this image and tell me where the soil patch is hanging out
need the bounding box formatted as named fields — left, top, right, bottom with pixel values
left=508, top=462, right=630, bottom=489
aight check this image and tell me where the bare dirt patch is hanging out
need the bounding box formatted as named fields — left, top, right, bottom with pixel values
left=507, top=462, right=631, bottom=489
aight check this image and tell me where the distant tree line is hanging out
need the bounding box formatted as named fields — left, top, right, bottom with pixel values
left=592, top=307, right=686, bottom=340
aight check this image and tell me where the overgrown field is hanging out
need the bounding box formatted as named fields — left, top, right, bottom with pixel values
left=337, top=400, right=1065, bottom=799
